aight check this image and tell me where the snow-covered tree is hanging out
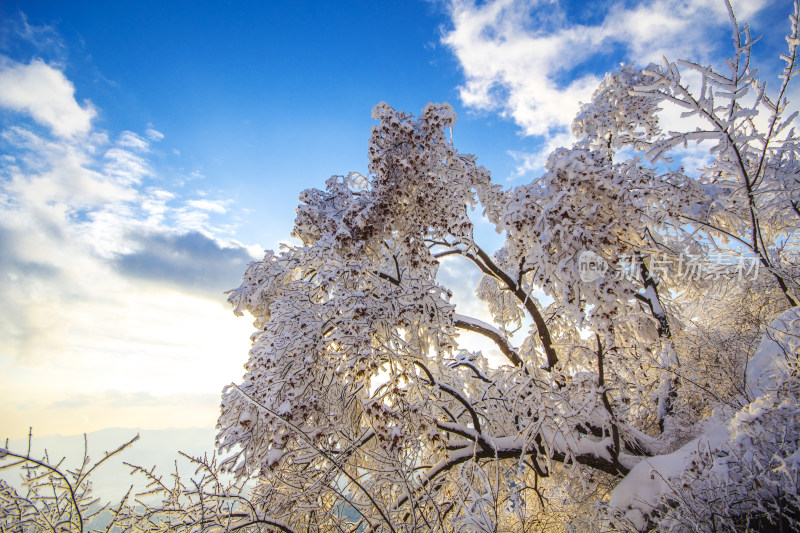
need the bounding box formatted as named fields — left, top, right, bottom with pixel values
left=216, top=2, right=800, bottom=531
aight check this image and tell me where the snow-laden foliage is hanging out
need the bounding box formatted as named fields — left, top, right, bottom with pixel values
left=211, top=2, right=800, bottom=531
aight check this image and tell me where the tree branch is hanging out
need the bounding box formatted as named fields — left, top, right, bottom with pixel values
left=413, top=360, right=482, bottom=435
left=467, top=246, right=558, bottom=370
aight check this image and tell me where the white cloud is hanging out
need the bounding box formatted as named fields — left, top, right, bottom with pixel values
left=145, top=127, right=165, bottom=142
left=443, top=0, right=600, bottom=137
left=117, top=130, right=151, bottom=150
left=186, top=198, right=229, bottom=214
left=442, top=0, right=771, bottom=175
left=0, top=58, right=96, bottom=138
left=103, top=146, right=151, bottom=185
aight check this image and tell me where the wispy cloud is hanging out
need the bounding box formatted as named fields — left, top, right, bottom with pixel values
left=442, top=0, right=770, bottom=175
left=186, top=198, right=229, bottom=214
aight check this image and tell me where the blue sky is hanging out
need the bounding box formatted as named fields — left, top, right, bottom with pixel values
left=0, top=0, right=789, bottom=438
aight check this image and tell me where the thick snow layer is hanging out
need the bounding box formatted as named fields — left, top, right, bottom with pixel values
left=609, top=307, right=800, bottom=529
left=746, top=306, right=800, bottom=398
left=608, top=416, right=730, bottom=529
left=453, top=313, right=504, bottom=337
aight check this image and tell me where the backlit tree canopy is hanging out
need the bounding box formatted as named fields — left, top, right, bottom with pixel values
left=215, top=3, right=800, bottom=531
